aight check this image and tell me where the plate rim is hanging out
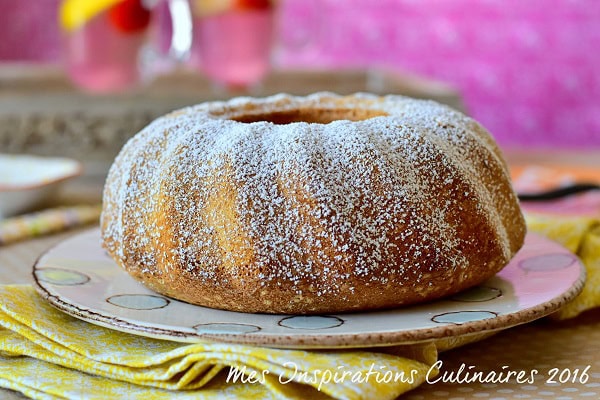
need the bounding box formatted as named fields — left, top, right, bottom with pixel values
left=31, top=229, right=586, bottom=349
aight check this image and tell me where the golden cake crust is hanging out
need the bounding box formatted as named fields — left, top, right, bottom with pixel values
left=101, top=92, right=526, bottom=314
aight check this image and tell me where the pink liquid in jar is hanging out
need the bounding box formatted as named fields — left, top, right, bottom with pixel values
left=191, top=8, right=274, bottom=89
left=63, top=12, right=146, bottom=93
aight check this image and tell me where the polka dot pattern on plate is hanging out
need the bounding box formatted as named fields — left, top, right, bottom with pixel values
left=519, top=254, right=577, bottom=271
left=193, top=323, right=261, bottom=335
left=278, top=315, right=344, bottom=330
left=31, top=229, right=585, bottom=350
left=35, top=268, right=90, bottom=286
left=106, top=294, right=169, bottom=310
left=451, top=286, right=502, bottom=302
left=432, top=311, right=498, bottom=325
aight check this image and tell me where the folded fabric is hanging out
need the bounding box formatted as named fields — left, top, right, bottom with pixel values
left=0, top=285, right=436, bottom=400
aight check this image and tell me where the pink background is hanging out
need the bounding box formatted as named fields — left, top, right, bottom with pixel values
left=1, top=0, right=599, bottom=148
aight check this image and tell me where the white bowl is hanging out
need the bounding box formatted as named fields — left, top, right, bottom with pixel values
left=0, top=154, right=82, bottom=219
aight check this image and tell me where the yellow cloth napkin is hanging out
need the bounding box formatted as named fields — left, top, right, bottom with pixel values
left=0, top=285, right=436, bottom=400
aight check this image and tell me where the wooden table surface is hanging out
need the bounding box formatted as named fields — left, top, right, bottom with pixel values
left=1, top=151, right=600, bottom=399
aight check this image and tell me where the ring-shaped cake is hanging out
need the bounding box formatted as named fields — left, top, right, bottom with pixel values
left=101, top=93, right=526, bottom=314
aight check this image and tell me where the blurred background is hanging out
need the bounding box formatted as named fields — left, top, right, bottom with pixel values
left=0, top=0, right=600, bottom=147
left=1, top=0, right=598, bottom=149
left=0, top=0, right=599, bottom=244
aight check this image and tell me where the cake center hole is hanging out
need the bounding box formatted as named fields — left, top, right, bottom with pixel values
left=232, top=108, right=389, bottom=125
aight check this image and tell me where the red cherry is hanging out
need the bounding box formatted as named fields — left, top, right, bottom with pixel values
left=109, top=0, right=151, bottom=34
left=234, top=0, right=272, bottom=11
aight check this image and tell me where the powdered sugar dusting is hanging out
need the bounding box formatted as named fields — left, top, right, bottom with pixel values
left=100, top=92, right=523, bottom=310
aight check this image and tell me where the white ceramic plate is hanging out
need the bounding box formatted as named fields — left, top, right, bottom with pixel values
left=0, top=154, right=82, bottom=218
left=33, top=229, right=585, bottom=349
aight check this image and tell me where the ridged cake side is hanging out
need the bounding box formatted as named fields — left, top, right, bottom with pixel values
left=101, top=93, right=526, bottom=314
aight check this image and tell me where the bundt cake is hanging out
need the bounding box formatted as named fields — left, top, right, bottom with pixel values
left=101, top=92, right=526, bottom=314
